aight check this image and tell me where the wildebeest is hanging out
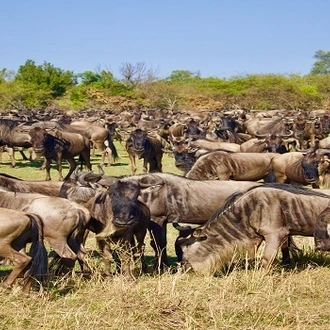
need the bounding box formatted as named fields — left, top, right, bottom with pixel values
left=175, top=183, right=330, bottom=275
left=0, top=188, right=92, bottom=272
left=0, top=208, right=48, bottom=292
left=117, top=173, right=261, bottom=267
left=29, top=126, right=92, bottom=181
left=65, top=121, right=119, bottom=167
left=96, top=180, right=150, bottom=278
left=0, top=173, right=62, bottom=196
left=0, top=118, right=33, bottom=167
left=60, top=173, right=150, bottom=278
left=125, top=128, right=165, bottom=174
left=271, top=149, right=330, bottom=188
left=185, top=150, right=277, bottom=182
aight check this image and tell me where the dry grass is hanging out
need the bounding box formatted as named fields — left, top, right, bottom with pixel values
left=1, top=144, right=330, bottom=329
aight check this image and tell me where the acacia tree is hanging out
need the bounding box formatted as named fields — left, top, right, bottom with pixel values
left=310, top=50, right=330, bottom=74
left=119, top=62, right=158, bottom=87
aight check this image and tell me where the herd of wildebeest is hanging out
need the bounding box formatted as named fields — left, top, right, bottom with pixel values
left=2, top=106, right=330, bottom=293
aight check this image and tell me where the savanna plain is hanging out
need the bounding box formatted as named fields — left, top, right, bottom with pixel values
left=1, top=142, right=330, bottom=330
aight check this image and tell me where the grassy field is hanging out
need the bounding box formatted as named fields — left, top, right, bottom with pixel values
left=1, top=143, right=330, bottom=330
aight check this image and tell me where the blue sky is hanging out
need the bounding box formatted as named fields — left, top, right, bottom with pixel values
left=1, top=0, right=329, bottom=79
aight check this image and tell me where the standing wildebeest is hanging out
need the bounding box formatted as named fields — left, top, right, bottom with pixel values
left=176, top=183, right=330, bottom=275
left=117, top=173, right=261, bottom=268
left=0, top=208, right=48, bottom=292
left=60, top=173, right=150, bottom=278
left=186, top=150, right=277, bottom=182
left=0, top=188, right=92, bottom=272
left=29, top=126, right=92, bottom=181
left=66, top=121, right=119, bottom=167
left=125, top=129, right=165, bottom=174
left=271, top=149, right=330, bottom=188
left=0, top=118, right=32, bottom=167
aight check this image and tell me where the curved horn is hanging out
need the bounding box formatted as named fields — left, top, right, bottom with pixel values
left=254, top=130, right=269, bottom=138
left=278, top=130, right=294, bottom=138
left=172, top=218, right=193, bottom=237
left=77, top=172, right=94, bottom=186
left=316, top=148, right=330, bottom=157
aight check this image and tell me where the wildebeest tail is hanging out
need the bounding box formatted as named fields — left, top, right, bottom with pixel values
left=67, top=209, right=88, bottom=256
left=107, top=132, right=119, bottom=161
left=25, top=213, right=48, bottom=285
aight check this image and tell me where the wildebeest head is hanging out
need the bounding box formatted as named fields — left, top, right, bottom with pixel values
left=129, top=129, right=148, bottom=153
left=28, top=126, right=49, bottom=157
left=300, top=149, right=320, bottom=183
left=109, top=180, right=142, bottom=227
left=173, top=219, right=207, bottom=267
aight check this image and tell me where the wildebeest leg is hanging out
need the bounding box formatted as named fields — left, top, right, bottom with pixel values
left=128, top=153, right=137, bottom=174
left=46, top=237, right=78, bottom=271
left=133, top=228, right=147, bottom=273
left=45, top=158, right=52, bottom=181
left=6, top=147, right=16, bottom=168
left=115, top=236, right=135, bottom=279
left=96, top=237, right=114, bottom=275
left=262, top=232, right=288, bottom=272
left=1, top=246, right=32, bottom=289
left=56, top=153, right=65, bottom=181
left=17, top=147, right=29, bottom=161
left=64, top=157, right=78, bottom=181
left=142, top=157, right=148, bottom=173
left=148, top=220, right=168, bottom=270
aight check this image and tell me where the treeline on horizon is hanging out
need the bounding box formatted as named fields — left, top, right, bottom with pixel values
left=1, top=50, right=330, bottom=113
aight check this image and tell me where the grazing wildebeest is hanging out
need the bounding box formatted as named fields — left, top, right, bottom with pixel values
left=125, top=128, right=165, bottom=174
left=29, top=126, right=92, bottom=181
left=117, top=173, right=261, bottom=268
left=0, top=188, right=92, bottom=272
left=0, top=118, right=32, bottom=167
left=186, top=150, right=277, bottom=182
left=0, top=173, right=62, bottom=196
left=175, top=183, right=330, bottom=275
left=60, top=173, right=150, bottom=278
left=0, top=208, right=48, bottom=292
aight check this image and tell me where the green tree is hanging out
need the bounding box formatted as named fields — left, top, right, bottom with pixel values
left=310, top=50, right=330, bottom=74
left=15, top=59, right=77, bottom=98
left=166, top=70, right=200, bottom=82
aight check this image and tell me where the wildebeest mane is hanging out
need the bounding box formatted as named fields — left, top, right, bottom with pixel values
left=208, top=182, right=330, bottom=225
left=0, top=118, right=20, bottom=131
left=0, top=172, right=23, bottom=180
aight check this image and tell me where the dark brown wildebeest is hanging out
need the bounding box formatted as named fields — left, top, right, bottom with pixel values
left=0, top=208, right=48, bottom=292
left=0, top=118, right=33, bottom=167
left=0, top=188, right=92, bottom=272
left=125, top=128, right=165, bottom=174
left=0, top=173, right=62, bottom=196
left=185, top=150, right=277, bottom=182
left=60, top=173, right=150, bottom=278
left=29, top=126, right=92, bottom=181
left=117, top=173, right=261, bottom=268
left=175, top=183, right=330, bottom=275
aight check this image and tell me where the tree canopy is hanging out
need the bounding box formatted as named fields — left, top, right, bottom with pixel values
left=310, top=50, right=330, bottom=75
